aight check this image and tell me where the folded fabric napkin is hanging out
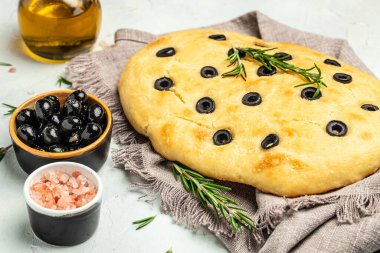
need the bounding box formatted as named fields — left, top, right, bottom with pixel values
left=67, top=11, right=380, bottom=253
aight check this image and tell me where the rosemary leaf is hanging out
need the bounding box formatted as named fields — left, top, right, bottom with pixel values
left=172, top=163, right=254, bottom=232
left=165, top=248, right=173, bottom=253
left=132, top=215, right=156, bottom=230
left=222, top=47, right=327, bottom=98
left=2, top=103, right=17, bottom=115
left=56, top=76, right=72, bottom=87
left=0, top=145, right=12, bottom=162
left=0, top=62, right=12, bottom=66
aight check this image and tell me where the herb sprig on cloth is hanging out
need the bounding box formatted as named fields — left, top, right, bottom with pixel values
left=0, top=62, right=12, bottom=66
left=172, top=163, right=254, bottom=232
left=222, top=47, right=327, bottom=98
left=132, top=215, right=156, bottom=230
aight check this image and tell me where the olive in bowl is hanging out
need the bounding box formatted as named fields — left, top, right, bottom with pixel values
left=9, top=90, right=112, bottom=174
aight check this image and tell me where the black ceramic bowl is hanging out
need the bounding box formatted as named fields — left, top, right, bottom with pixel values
left=9, top=90, right=112, bottom=174
left=24, top=161, right=103, bottom=246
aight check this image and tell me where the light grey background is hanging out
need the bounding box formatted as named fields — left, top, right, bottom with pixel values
left=0, top=0, right=379, bottom=252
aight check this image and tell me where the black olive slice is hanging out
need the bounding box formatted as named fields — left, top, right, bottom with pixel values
left=273, top=52, right=292, bottom=61
left=361, top=104, right=379, bottom=111
left=154, top=77, right=174, bottom=91
left=242, top=92, right=262, bottom=106
left=333, top=73, right=352, bottom=84
left=227, top=48, right=246, bottom=58
left=208, top=34, right=226, bottom=41
left=156, top=47, right=176, bottom=57
left=200, top=66, right=218, bottom=78
left=261, top=134, right=280, bottom=150
left=196, top=97, right=215, bottom=114
left=324, top=59, right=341, bottom=67
left=213, top=130, right=232, bottom=145
left=326, top=120, right=347, bottom=137
left=257, top=65, right=276, bottom=76
left=301, top=87, right=322, bottom=100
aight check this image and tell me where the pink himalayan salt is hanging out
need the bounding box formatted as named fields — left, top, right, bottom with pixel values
left=30, top=170, right=97, bottom=210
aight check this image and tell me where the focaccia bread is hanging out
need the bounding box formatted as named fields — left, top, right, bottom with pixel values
left=118, top=29, right=380, bottom=197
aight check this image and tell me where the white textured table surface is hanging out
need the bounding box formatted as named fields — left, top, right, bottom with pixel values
left=0, top=0, right=379, bottom=252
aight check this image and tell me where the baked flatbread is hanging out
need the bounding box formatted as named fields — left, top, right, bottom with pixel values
left=119, top=29, right=380, bottom=197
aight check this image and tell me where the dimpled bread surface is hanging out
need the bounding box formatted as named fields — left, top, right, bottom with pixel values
left=118, top=29, right=380, bottom=197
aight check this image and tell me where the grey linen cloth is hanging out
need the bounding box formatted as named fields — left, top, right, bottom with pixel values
left=67, top=11, right=380, bottom=253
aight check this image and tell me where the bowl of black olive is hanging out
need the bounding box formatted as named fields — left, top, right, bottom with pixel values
left=9, top=90, right=112, bottom=174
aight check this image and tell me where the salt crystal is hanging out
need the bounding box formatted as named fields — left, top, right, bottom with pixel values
left=29, top=170, right=97, bottom=210
left=69, top=176, right=79, bottom=189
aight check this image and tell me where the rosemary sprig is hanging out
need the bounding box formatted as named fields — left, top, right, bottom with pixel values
left=2, top=103, right=17, bottom=115
left=165, top=248, right=173, bottom=253
left=0, top=62, right=12, bottom=66
left=132, top=215, right=156, bottom=230
left=222, top=48, right=247, bottom=81
left=0, top=145, right=12, bottom=162
left=172, top=163, right=254, bottom=232
left=222, top=47, right=327, bottom=98
left=56, top=76, right=72, bottom=87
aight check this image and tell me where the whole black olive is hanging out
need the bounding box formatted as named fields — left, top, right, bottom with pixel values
left=333, top=73, right=352, bottom=84
left=326, top=120, right=347, bottom=137
left=324, top=59, right=341, bottom=67
left=257, top=65, right=276, bottom=76
left=154, top=77, right=174, bottom=91
left=62, top=99, right=82, bottom=116
left=200, top=66, right=218, bottom=78
left=227, top=48, right=246, bottom=58
left=361, top=104, right=379, bottom=111
left=35, top=99, right=54, bottom=124
left=242, top=92, right=262, bottom=106
left=64, top=131, right=82, bottom=145
left=196, top=97, right=215, bottom=114
left=261, top=134, right=280, bottom=150
left=273, top=52, right=292, bottom=61
left=213, top=129, right=232, bottom=145
left=48, top=144, right=67, bottom=153
left=86, top=103, right=105, bottom=123
left=67, top=90, right=88, bottom=105
left=156, top=47, right=176, bottom=57
left=41, top=124, right=61, bottom=145
left=61, top=116, right=82, bottom=134
left=301, top=87, right=322, bottom=100
left=44, top=95, right=60, bottom=113
left=17, top=124, right=37, bottom=146
left=16, top=109, right=37, bottom=127
left=80, top=122, right=103, bottom=145
left=208, top=34, right=226, bottom=41
left=50, top=113, right=62, bottom=126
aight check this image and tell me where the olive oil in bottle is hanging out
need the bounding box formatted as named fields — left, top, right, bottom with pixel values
left=18, top=0, right=101, bottom=61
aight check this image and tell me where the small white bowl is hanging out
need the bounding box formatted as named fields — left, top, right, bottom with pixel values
left=24, top=162, right=103, bottom=246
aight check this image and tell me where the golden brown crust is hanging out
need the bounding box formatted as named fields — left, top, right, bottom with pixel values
left=119, top=29, right=380, bottom=197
